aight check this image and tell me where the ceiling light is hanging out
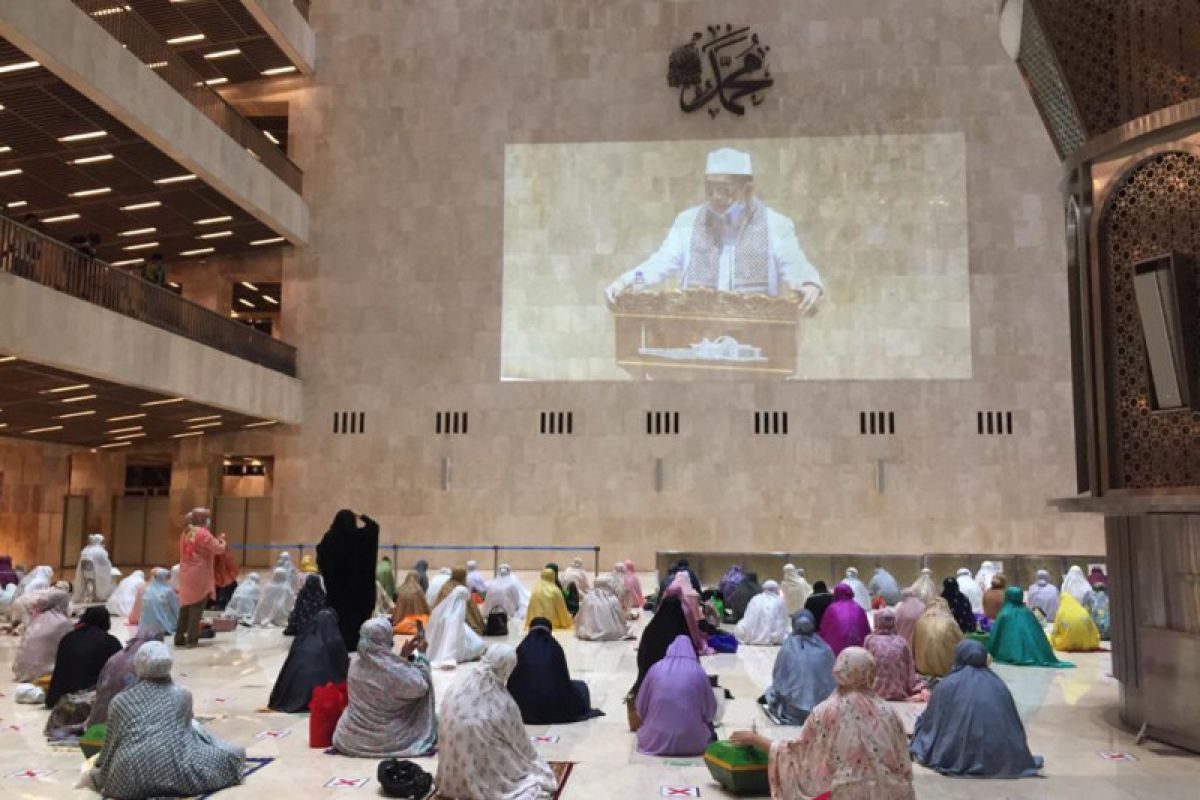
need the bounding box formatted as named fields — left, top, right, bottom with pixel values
left=141, top=397, right=184, bottom=407
left=167, top=34, right=206, bottom=45
left=185, top=415, right=221, bottom=423
left=44, top=383, right=90, bottom=393
left=146, top=61, right=168, bottom=69
left=119, top=227, right=157, bottom=236
left=26, top=425, right=64, bottom=434
left=122, top=242, right=159, bottom=251
left=121, top=201, right=161, bottom=211
left=237, top=298, right=255, bottom=308
left=0, top=423, right=6, bottom=429
left=90, top=6, right=127, bottom=16
left=261, top=66, right=297, bottom=76
left=154, top=174, right=196, bottom=184
left=241, top=281, right=259, bottom=291
left=42, top=214, right=81, bottom=223
left=250, top=237, right=285, bottom=246
left=180, top=247, right=214, bottom=256
left=0, top=60, right=40, bottom=74
left=167, top=281, right=181, bottom=288
left=197, top=230, right=232, bottom=239
left=0, top=146, right=11, bottom=154
left=58, top=130, right=107, bottom=142
left=0, top=168, right=22, bottom=177
left=61, top=394, right=97, bottom=403
left=106, top=413, right=146, bottom=421
left=111, top=258, right=145, bottom=267
left=6, top=200, right=27, bottom=208
left=202, top=77, right=228, bottom=86
left=71, top=154, right=114, bottom=164
left=261, top=294, right=278, bottom=305
left=243, top=420, right=278, bottom=428
left=99, top=441, right=131, bottom=449
left=204, top=48, right=242, bottom=60
left=69, top=187, right=112, bottom=197
left=171, top=431, right=205, bottom=438
left=263, top=131, right=280, bottom=145
left=113, top=432, right=147, bottom=440
left=0, top=356, right=16, bottom=363
left=56, top=410, right=96, bottom=419
left=195, top=216, right=232, bottom=225
left=107, top=426, right=143, bottom=434
left=188, top=421, right=223, bottom=429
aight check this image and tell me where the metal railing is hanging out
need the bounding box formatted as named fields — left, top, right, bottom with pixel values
left=225, top=542, right=602, bottom=576
left=72, top=0, right=303, bottom=193
left=0, top=215, right=297, bottom=376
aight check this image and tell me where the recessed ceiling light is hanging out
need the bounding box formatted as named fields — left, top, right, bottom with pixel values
left=141, top=397, right=184, bottom=407
left=0, top=168, right=23, bottom=178
left=243, top=420, right=278, bottom=428
left=188, top=421, right=223, bottom=428
left=111, top=258, right=145, bottom=267
left=113, top=432, right=147, bottom=440
left=171, top=431, right=205, bottom=438
left=146, top=61, right=168, bottom=69
left=119, top=227, right=157, bottom=236
left=180, top=247, right=214, bottom=257
left=99, top=441, right=131, bottom=449
left=0, top=60, right=40, bottom=74
left=44, top=383, right=91, bottom=394
left=154, top=174, right=196, bottom=184
left=204, top=48, right=241, bottom=60
left=166, top=33, right=206, bottom=45
left=42, top=214, right=81, bottom=223
left=195, top=216, right=232, bottom=225
left=60, top=394, right=97, bottom=403
left=122, top=241, right=160, bottom=251
left=58, top=130, right=107, bottom=142
left=197, top=230, right=233, bottom=239
left=90, top=6, right=127, bottom=16
left=71, top=154, right=114, bottom=164
left=167, top=281, right=181, bottom=288
left=250, top=237, right=285, bottom=246
left=185, top=415, right=221, bottom=423
left=237, top=298, right=255, bottom=308
left=56, top=410, right=96, bottom=419
left=6, top=200, right=27, bottom=208
left=261, top=66, right=297, bottom=76
left=202, top=77, right=228, bottom=86
left=107, top=426, right=143, bottom=434
left=0, top=146, right=11, bottom=154
left=121, top=201, right=161, bottom=211
left=241, top=281, right=259, bottom=291
left=26, top=425, right=64, bottom=434
left=0, top=356, right=16, bottom=363
left=69, top=187, right=112, bottom=197
left=263, top=131, right=280, bottom=145
left=261, top=295, right=278, bottom=305
left=106, top=413, right=146, bottom=421
left=0, top=423, right=7, bottom=429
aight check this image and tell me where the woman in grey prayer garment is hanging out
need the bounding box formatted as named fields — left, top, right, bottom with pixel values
left=763, top=610, right=837, bottom=725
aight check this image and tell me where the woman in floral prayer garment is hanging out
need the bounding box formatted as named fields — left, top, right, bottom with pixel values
left=863, top=608, right=926, bottom=700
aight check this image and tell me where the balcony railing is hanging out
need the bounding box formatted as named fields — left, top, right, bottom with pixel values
left=72, top=0, right=303, bottom=193
left=0, top=215, right=297, bottom=377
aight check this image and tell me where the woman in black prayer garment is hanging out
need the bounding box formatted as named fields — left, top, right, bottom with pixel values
left=284, top=574, right=327, bottom=636
left=631, top=594, right=693, bottom=698
left=269, top=608, right=350, bottom=712
left=802, top=581, right=834, bottom=629
left=507, top=618, right=601, bottom=724
left=316, top=509, right=380, bottom=651
left=941, top=577, right=978, bottom=633
left=725, top=571, right=763, bottom=623
left=46, top=606, right=122, bottom=708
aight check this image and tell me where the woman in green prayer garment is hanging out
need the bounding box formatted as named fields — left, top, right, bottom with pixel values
left=987, top=586, right=1073, bottom=668
left=376, top=556, right=396, bottom=600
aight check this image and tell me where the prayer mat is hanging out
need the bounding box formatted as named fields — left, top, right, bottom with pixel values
left=190, top=756, right=274, bottom=799
left=430, top=761, right=574, bottom=800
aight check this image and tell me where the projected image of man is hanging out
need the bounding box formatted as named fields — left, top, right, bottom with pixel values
left=605, top=148, right=824, bottom=313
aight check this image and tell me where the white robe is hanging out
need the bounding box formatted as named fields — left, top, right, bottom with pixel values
left=253, top=569, right=295, bottom=627
left=1061, top=566, right=1094, bottom=605
left=426, top=570, right=452, bottom=607
left=224, top=574, right=260, bottom=623
left=560, top=562, right=592, bottom=597
left=573, top=579, right=630, bottom=641
left=735, top=589, right=790, bottom=645
left=107, top=571, right=146, bottom=617
left=15, top=566, right=52, bottom=600
left=426, top=587, right=485, bottom=668
left=843, top=572, right=871, bottom=612
left=974, top=562, right=999, bottom=596
left=956, top=570, right=984, bottom=615
left=483, top=569, right=525, bottom=620
left=74, top=536, right=115, bottom=603
left=780, top=565, right=813, bottom=615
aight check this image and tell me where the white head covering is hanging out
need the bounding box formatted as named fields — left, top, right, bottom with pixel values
left=15, top=565, right=52, bottom=599
left=780, top=563, right=813, bottom=615
left=706, top=147, right=753, bottom=176
left=573, top=574, right=631, bottom=641
left=426, top=586, right=486, bottom=668
left=224, top=572, right=261, bottom=621
left=253, top=568, right=295, bottom=627
left=107, top=570, right=146, bottom=617
left=1061, top=565, right=1093, bottom=604
left=955, top=568, right=984, bottom=615
left=135, top=640, right=173, bottom=679
left=974, top=561, right=999, bottom=594
left=483, top=565, right=525, bottom=620
left=75, top=536, right=115, bottom=603
left=426, top=568, right=453, bottom=606
left=736, top=581, right=791, bottom=645
left=843, top=568, right=871, bottom=611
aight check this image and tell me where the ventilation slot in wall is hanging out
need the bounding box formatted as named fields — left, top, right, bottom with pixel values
left=977, top=411, right=1014, bottom=435
left=753, top=411, right=789, bottom=435
left=333, top=411, right=366, bottom=435
left=860, top=411, right=895, bottom=435
left=435, top=411, right=469, bottom=435
left=539, top=411, right=574, bottom=435
left=646, top=411, right=680, bottom=435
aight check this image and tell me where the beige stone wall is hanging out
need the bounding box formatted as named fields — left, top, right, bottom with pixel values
left=0, top=441, right=70, bottom=569
left=27, top=0, right=1095, bottom=569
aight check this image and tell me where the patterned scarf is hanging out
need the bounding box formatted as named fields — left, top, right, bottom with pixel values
left=684, top=199, right=770, bottom=292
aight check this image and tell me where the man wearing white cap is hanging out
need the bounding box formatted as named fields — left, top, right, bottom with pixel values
left=605, top=147, right=823, bottom=311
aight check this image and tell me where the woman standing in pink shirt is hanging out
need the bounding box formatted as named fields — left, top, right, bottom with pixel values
left=175, top=508, right=226, bottom=648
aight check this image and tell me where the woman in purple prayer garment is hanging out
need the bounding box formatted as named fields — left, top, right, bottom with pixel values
left=635, top=635, right=717, bottom=756
left=818, top=583, right=871, bottom=656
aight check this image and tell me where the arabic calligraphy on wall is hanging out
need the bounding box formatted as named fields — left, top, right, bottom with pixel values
left=668, top=25, right=774, bottom=118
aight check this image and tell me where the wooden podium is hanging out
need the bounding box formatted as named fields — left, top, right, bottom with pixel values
left=608, top=288, right=801, bottom=380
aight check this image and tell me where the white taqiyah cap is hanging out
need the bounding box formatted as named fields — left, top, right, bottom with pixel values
left=705, top=147, right=752, bottom=176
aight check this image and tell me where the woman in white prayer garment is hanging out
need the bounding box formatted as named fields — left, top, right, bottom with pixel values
left=736, top=580, right=791, bottom=645
left=425, top=586, right=486, bottom=668
left=1061, top=565, right=1094, bottom=606
left=842, top=567, right=872, bottom=612
left=956, top=568, right=984, bottom=615
left=107, top=570, right=146, bottom=617
left=425, top=568, right=452, bottom=606
left=483, top=565, right=526, bottom=621
left=253, top=568, right=296, bottom=627
left=223, top=573, right=261, bottom=624
left=74, top=534, right=116, bottom=603
left=780, top=564, right=813, bottom=615
left=574, top=575, right=631, bottom=641
left=975, top=561, right=1000, bottom=596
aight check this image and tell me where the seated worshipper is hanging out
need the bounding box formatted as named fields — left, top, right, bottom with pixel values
left=15, top=564, right=53, bottom=601
left=86, top=642, right=245, bottom=799
left=763, top=610, right=836, bottom=725
left=894, top=588, right=926, bottom=645
left=433, top=567, right=486, bottom=634
left=913, top=598, right=963, bottom=677
left=940, top=577, right=977, bottom=633
left=0, top=554, right=17, bottom=588
left=725, top=570, right=763, bottom=623
left=719, top=564, right=745, bottom=604
left=675, top=558, right=702, bottom=593
left=376, top=555, right=397, bottom=600
left=632, top=594, right=693, bottom=698
left=253, top=567, right=296, bottom=627
left=1027, top=569, right=1061, bottom=622
left=982, top=574, right=1008, bottom=621
left=842, top=567, right=872, bottom=611
left=270, top=608, right=349, bottom=713
left=911, top=640, right=1043, bottom=778
left=975, top=561, right=1000, bottom=596
left=436, top=644, right=557, bottom=800
left=735, top=580, right=790, bottom=645
left=574, top=575, right=632, bottom=641
left=375, top=579, right=395, bottom=616
left=802, top=581, right=834, bottom=629
left=333, top=617, right=436, bottom=756
left=46, top=606, right=122, bottom=708
left=87, top=626, right=164, bottom=727
left=300, top=553, right=318, bottom=574
left=74, top=534, right=116, bottom=603
left=465, top=559, right=489, bottom=596
left=12, top=588, right=73, bottom=681
left=636, top=634, right=717, bottom=756
left=560, top=557, right=592, bottom=599
left=211, top=549, right=239, bottom=611
left=780, top=563, right=813, bottom=615
left=864, top=608, right=926, bottom=701
left=908, top=567, right=937, bottom=604
left=137, top=568, right=180, bottom=636
left=284, top=573, right=327, bottom=636
left=868, top=567, right=902, bottom=607
left=988, top=586, right=1074, bottom=668
left=275, top=550, right=303, bottom=593
left=509, top=618, right=602, bottom=723
left=1061, top=565, right=1094, bottom=606
left=956, top=568, right=984, bottom=615
left=425, top=567, right=452, bottom=606
left=731, top=647, right=916, bottom=800
left=1051, top=592, right=1101, bottom=652
left=665, top=570, right=711, bottom=653
left=106, top=570, right=145, bottom=618
left=482, top=564, right=524, bottom=633
left=223, top=572, right=260, bottom=624
left=545, top=562, right=580, bottom=616
left=526, top=567, right=573, bottom=630
left=819, top=584, right=871, bottom=656
left=392, top=570, right=432, bottom=632
left=623, top=559, right=645, bottom=610
left=1089, top=582, right=1111, bottom=640
left=426, top=585, right=486, bottom=667
left=412, top=559, right=430, bottom=591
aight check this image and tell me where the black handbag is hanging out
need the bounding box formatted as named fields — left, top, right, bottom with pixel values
left=485, top=610, right=509, bottom=636
left=377, top=759, right=434, bottom=799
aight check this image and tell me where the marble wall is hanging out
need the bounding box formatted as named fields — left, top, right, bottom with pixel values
left=0, top=441, right=69, bottom=569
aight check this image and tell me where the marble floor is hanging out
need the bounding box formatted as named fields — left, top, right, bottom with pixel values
left=1, top=571, right=1198, bottom=799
